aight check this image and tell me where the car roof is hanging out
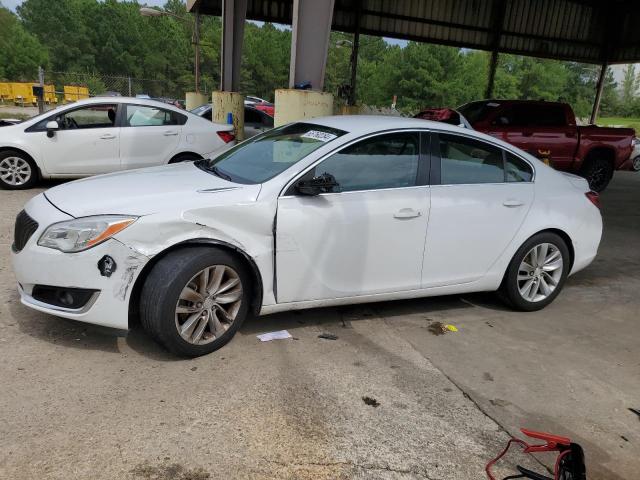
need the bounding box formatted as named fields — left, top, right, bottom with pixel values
left=304, top=115, right=470, bottom=136
left=304, top=114, right=542, bottom=161
left=63, top=96, right=185, bottom=113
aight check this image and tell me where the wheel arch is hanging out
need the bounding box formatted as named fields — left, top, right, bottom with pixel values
left=0, top=146, right=42, bottom=178
left=583, top=145, right=615, bottom=169
left=168, top=151, right=203, bottom=164
left=128, top=239, right=264, bottom=326
left=500, top=227, right=575, bottom=288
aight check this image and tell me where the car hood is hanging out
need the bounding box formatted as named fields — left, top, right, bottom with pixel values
left=44, top=162, right=261, bottom=217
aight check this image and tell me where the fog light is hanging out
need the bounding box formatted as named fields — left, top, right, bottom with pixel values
left=58, top=291, right=75, bottom=306
left=32, top=285, right=98, bottom=310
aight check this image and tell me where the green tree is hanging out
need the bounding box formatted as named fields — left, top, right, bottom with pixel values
left=0, top=5, right=48, bottom=81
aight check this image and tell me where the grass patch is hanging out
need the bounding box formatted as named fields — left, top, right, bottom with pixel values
left=597, top=117, right=640, bottom=132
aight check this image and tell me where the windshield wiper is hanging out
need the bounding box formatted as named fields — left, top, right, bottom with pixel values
left=210, top=165, right=233, bottom=181
left=194, top=159, right=234, bottom=181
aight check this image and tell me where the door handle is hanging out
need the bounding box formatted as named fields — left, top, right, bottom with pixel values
left=503, top=199, right=524, bottom=208
left=99, top=133, right=116, bottom=140
left=163, top=130, right=179, bottom=136
left=394, top=208, right=421, bottom=219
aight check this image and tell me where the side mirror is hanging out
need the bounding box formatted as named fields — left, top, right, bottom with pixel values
left=296, top=172, right=339, bottom=196
left=46, top=120, right=59, bottom=138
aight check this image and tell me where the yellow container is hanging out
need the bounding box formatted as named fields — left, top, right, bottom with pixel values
left=64, top=85, right=90, bottom=103
left=12, top=83, right=37, bottom=106
left=0, top=82, right=13, bottom=101
left=44, top=84, right=58, bottom=104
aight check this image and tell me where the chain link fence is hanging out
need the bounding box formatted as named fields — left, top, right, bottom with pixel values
left=42, top=71, right=210, bottom=102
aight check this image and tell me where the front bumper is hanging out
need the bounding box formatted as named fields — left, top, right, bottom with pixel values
left=10, top=194, right=149, bottom=329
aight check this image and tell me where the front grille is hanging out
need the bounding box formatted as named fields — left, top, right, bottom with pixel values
left=13, top=210, right=39, bottom=252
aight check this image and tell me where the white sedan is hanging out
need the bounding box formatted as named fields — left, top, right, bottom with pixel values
left=11, top=116, right=602, bottom=357
left=0, top=97, right=235, bottom=189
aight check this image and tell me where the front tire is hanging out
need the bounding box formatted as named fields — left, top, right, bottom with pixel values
left=499, top=232, right=570, bottom=311
left=0, top=150, right=38, bottom=189
left=140, top=247, right=252, bottom=357
left=632, top=155, right=640, bottom=172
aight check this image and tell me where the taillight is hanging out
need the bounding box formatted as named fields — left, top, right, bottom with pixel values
left=217, top=131, right=235, bottom=143
left=585, top=191, right=601, bottom=209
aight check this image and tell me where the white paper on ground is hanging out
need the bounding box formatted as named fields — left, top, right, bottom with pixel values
left=256, top=330, right=292, bottom=342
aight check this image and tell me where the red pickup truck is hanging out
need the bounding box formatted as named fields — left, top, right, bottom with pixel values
left=456, top=100, right=635, bottom=191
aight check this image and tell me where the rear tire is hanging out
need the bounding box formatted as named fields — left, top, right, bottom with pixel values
left=140, top=247, right=252, bottom=357
left=0, top=150, right=38, bottom=190
left=580, top=156, right=613, bottom=192
left=632, top=155, right=640, bottom=172
left=499, top=232, right=570, bottom=311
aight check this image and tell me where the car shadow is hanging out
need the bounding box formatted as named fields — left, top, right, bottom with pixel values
left=239, top=292, right=489, bottom=336
left=10, top=288, right=503, bottom=361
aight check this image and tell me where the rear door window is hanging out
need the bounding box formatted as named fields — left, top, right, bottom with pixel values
left=505, top=152, right=534, bottom=182
left=125, top=105, right=186, bottom=127
left=438, top=134, right=504, bottom=184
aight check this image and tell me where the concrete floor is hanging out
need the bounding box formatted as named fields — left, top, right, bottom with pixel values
left=1, top=173, right=638, bottom=479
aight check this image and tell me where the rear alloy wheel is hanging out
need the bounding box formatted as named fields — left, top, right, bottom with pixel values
left=580, top=157, right=613, bottom=192
left=632, top=155, right=640, bottom=172
left=0, top=151, right=38, bottom=190
left=140, top=247, right=251, bottom=357
left=500, top=232, right=570, bottom=311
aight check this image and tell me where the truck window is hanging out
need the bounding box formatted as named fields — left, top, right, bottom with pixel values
left=492, top=104, right=566, bottom=127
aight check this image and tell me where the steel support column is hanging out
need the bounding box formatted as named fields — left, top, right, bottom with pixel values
left=289, top=0, right=335, bottom=90
left=485, top=51, right=498, bottom=99
left=590, top=63, right=608, bottom=124
left=220, top=0, right=247, bottom=92
left=348, top=1, right=361, bottom=106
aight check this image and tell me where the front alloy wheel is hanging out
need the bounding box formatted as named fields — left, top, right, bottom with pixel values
left=140, top=247, right=251, bottom=357
left=175, top=265, right=243, bottom=345
left=0, top=152, right=37, bottom=189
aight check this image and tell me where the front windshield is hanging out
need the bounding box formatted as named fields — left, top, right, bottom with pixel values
left=197, top=122, right=347, bottom=184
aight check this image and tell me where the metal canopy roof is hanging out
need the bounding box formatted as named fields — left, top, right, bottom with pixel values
left=188, top=0, right=640, bottom=64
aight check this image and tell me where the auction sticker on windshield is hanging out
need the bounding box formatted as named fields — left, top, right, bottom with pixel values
left=301, top=130, right=338, bottom=142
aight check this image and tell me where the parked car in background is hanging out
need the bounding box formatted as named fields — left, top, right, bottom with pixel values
left=629, top=138, right=640, bottom=171
left=0, top=97, right=235, bottom=189
left=244, top=95, right=275, bottom=116
left=414, top=108, right=472, bottom=129
left=0, top=118, right=22, bottom=127
left=191, top=104, right=274, bottom=138
left=458, top=100, right=635, bottom=191
left=244, top=95, right=269, bottom=105
left=12, top=116, right=602, bottom=357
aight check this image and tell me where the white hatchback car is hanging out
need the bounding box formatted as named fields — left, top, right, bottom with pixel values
left=11, top=116, right=602, bottom=357
left=0, top=97, right=235, bottom=189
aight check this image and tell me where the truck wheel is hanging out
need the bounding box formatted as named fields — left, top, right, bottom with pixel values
left=580, top=156, right=613, bottom=192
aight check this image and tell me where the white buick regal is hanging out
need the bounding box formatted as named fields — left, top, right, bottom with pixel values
left=11, top=116, right=602, bottom=357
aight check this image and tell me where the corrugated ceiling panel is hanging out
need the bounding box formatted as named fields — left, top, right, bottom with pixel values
left=192, top=0, right=640, bottom=63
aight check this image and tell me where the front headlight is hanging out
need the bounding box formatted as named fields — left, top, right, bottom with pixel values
left=38, top=215, right=137, bottom=253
